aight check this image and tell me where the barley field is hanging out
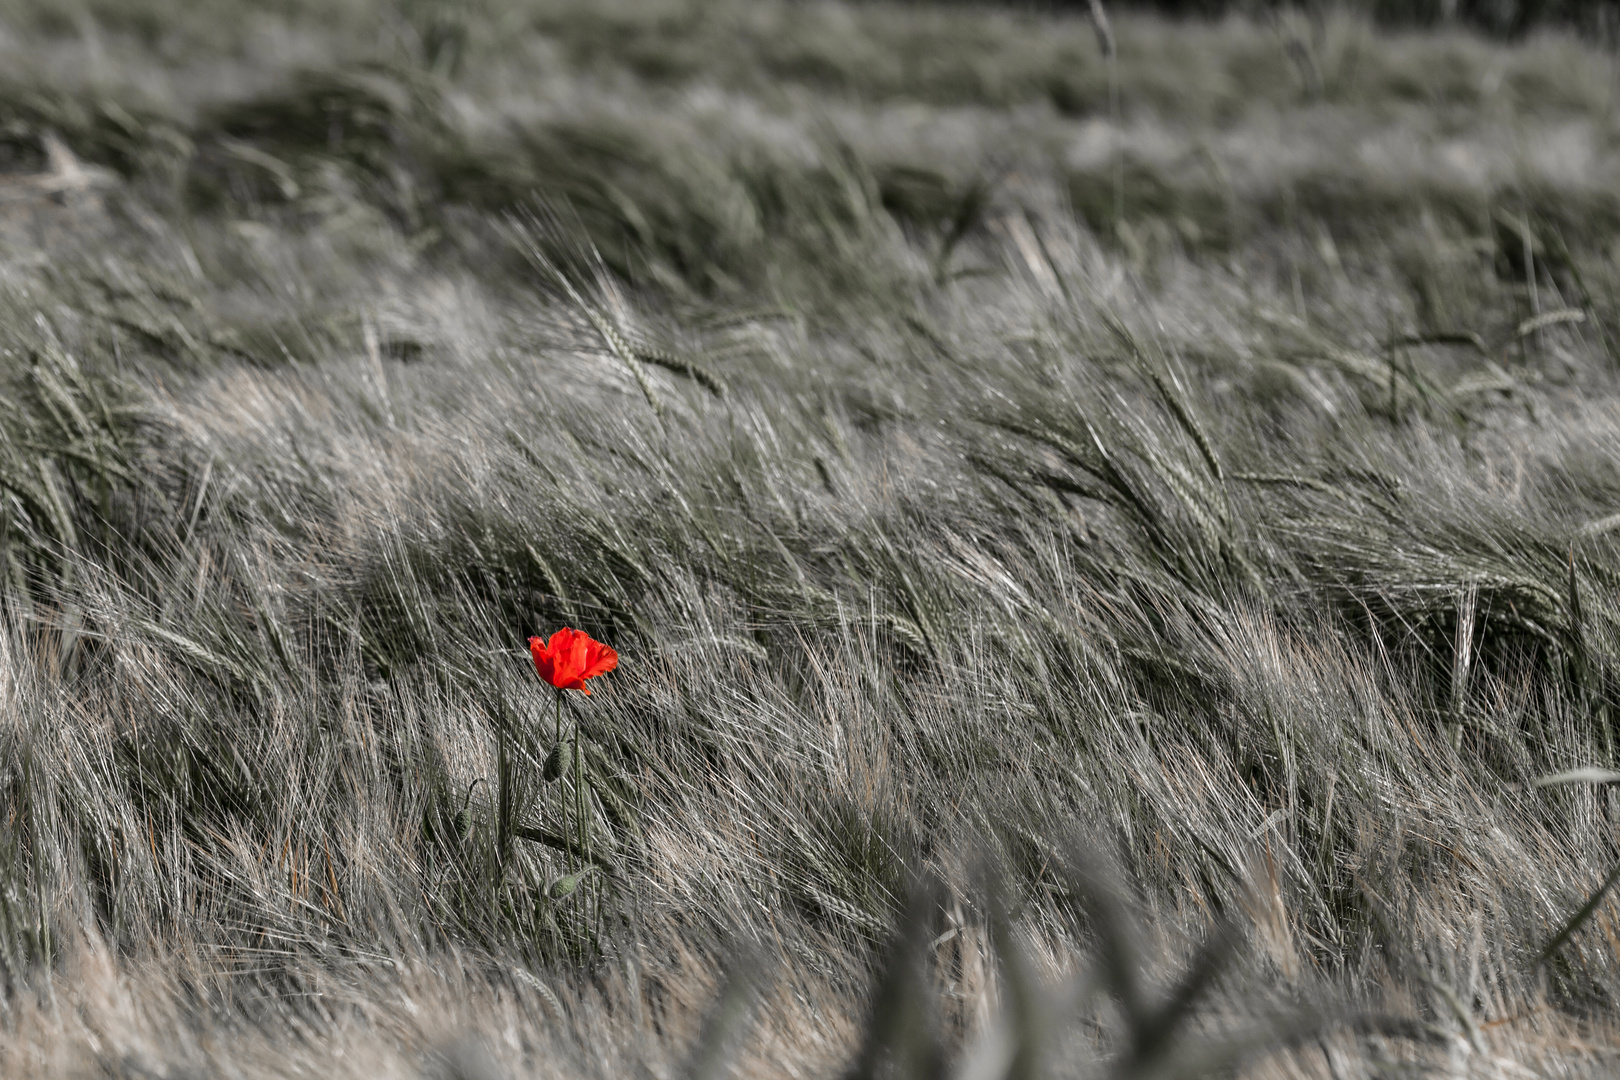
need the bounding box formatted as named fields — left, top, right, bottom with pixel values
left=4, top=2, right=1620, bottom=1076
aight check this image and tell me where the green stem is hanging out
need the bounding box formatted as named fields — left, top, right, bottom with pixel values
left=497, top=686, right=511, bottom=871
left=574, top=705, right=587, bottom=892
left=553, top=692, right=564, bottom=875
left=573, top=702, right=592, bottom=945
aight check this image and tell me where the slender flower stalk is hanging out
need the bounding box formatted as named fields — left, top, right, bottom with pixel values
left=553, top=691, right=565, bottom=872
left=575, top=714, right=588, bottom=918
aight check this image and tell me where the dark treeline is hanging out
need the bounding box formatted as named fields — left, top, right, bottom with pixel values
left=915, top=0, right=1618, bottom=37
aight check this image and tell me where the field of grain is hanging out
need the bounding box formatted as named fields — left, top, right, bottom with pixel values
left=4, top=2, right=1620, bottom=1076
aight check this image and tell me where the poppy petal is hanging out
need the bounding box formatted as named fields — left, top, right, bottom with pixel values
left=529, top=627, right=615, bottom=693
left=580, top=643, right=618, bottom=681
left=529, top=636, right=554, bottom=684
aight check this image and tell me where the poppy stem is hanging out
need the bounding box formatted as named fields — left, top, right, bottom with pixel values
left=574, top=704, right=588, bottom=921
left=497, top=682, right=511, bottom=872
left=553, top=691, right=565, bottom=879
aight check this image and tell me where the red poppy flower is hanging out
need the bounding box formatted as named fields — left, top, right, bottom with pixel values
left=529, top=628, right=618, bottom=695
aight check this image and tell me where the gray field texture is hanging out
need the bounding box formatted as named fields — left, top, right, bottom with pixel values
left=5, top=1, right=1620, bottom=1076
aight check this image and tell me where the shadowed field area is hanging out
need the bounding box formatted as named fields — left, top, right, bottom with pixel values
left=5, top=1, right=1620, bottom=1076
